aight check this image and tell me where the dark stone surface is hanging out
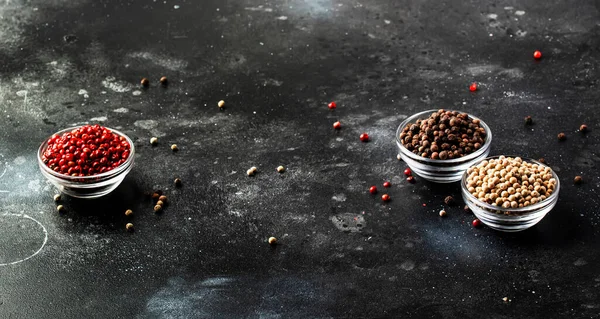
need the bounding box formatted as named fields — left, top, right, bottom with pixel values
left=1, top=0, right=600, bottom=318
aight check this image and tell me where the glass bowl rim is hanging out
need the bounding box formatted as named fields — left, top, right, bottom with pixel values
left=461, top=155, right=560, bottom=214
left=395, top=109, right=493, bottom=164
left=38, top=125, right=135, bottom=181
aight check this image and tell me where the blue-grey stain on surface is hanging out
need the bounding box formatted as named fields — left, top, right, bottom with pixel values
left=1, top=0, right=600, bottom=318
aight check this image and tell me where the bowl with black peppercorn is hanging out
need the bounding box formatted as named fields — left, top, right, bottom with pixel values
left=461, top=156, right=560, bottom=232
left=38, top=124, right=135, bottom=199
left=396, top=109, right=492, bottom=183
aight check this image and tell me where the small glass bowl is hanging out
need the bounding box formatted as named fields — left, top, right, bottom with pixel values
left=395, top=110, right=492, bottom=183
left=37, top=126, right=135, bottom=199
left=461, top=156, right=560, bottom=232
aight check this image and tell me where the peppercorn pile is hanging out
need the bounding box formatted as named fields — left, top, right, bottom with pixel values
left=466, top=156, right=557, bottom=209
left=399, top=109, right=486, bottom=159
left=41, top=124, right=131, bottom=176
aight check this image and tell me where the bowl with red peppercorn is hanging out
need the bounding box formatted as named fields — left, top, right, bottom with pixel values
left=461, top=156, right=560, bottom=232
left=396, top=109, right=492, bottom=183
left=38, top=124, right=135, bottom=199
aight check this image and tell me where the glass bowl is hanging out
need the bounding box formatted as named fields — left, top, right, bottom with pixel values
left=395, top=110, right=492, bottom=183
left=461, top=156, right=560, bottom=232
left=37, top=126, right=135, bottom=199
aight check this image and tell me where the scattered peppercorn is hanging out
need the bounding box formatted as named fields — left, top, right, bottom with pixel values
left=525, top=116, right=533, bottom=125
left=574, top=175, right=583, bottom=185
left=381, top=194, right=390, bottom=202
left=159, top=76, right=168, bottom=86
left=171, top=144, right=178, bottom=152
left=56, top=205, right=65, bottom=213
left=154, top=205, right=162, bottom=212
left=404, top=168, right=412, bottom=176
left=580, top=124, right=588, bottom=133
left=156, top=200, right=164, bottom=207
left=369, top=186, right=378, bottom=194
left=502, top=297, right=509, bottom=303
left=174, top=178, right=182, bottom=187
left=328, top=102, right=336, bottom=109
left=464, top=205, right=472, bottom=213
left=158, top=195, right=167, bottom=202
left=399, top=109, right=487, bottom=159
left=397, top=154, right=402, bottom=161
left=141, top=78, right=149, bottom=87
left=360, top=133, right=369, bottom=142
left=125, top=209, right=133, bottom=216
left=466, top=156, right=557, bottom=210
left=41, top=124, right=132, bottom=176
left=469, top=82, right=477, bottom=92
left=406, top=176, right=415, bottom=183
left=558, top=132, right=566, bottom=141
left=247, top=166, right=258, bottom=176
left=126, top=223, right=134, bottom=232
left=150, top=137, right=158, bottom=145
left=444, top=196, right=454, bottom=205
left=472, top=219, right=481, bottom=228
left=268, top=237, right=278, bottom=245
left=533, top=50, right=542, bottom=59
left=53, top=194, right=61, bottom=202
left=218, top=100, right=225, bottom=108
left=333, top=121, right=341, bottom=130
left=439, top=210, right=447, bottom=217
left=383, top=181, right=391, bottom=188
left=152, top=192, right=160, bottom=200
left=277, top=165, right=285, bottom=173
left=538, top=158, right=546, bottom=164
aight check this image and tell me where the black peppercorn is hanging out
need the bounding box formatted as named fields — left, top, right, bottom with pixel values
left=174, top=178, right=182, bottom=187
left=525, top=116, right=533, bottom=125
left=558, top=132, right=566, bottom=141
left=574, top=176, right=583, bottom=184
left=444, top=196, right=454, bottom=205
left=141, top=78, right=149, bottom=87
left=580, top=124, right=588, bottom=133
left=160, top=76, right=168, bottom=86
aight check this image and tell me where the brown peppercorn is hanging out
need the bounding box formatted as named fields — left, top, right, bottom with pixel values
left=174, top=178, right=182, bottom=187
left=464, top=205, right=472, bottom=213
left=126, top=223, right=134, bottom=232
left=574, top=176, right=583, bottom=185
left=158, top=195, right=167, bottom=202
left=444, top=196, right=454, bottom=205
left=159, top=76, right=168, bottom=86
left=56, top=205, right=66, bottom=213
left=538, top=158, right=546, bottom=164
left=580, top=124, right=588, bottom=133
left=125, top=209, right=133, bottom=216
left=152, top=192, right=160, bottom=200
left=557, top=132, right=566, bottom=141
left=171, top=144, right=179, bottom=152
left=439, top=210, right=447, bottom=217
left=154, top=205, right=162, bottom=212
left=525, top=116, right=533, bottom=125
left=268, top=237, right=278, bottom=245
left=141, top=78, right=149, bottom=87
left=439, top=150, right=448, bottom=160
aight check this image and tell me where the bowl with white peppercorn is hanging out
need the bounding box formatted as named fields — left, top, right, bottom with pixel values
left=396, top=109, right=492, bottom=183
left=461, top=156, right=560, bottom=232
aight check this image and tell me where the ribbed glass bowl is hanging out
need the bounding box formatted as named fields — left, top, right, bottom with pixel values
left=396, top=110, right=492, bottom=183
left=37, top=126, right=135, bottom=199
left=461, top=156, right=560, bottom=232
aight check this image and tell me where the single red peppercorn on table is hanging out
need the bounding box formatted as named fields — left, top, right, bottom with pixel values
left=472, top=219, right=481, bottom=228
left=533, top=50, right=542, bottom=59
left=469, top=82, right=477, bottom=92
left=41, top=124, right=131, bottom=176
left=328, top=102, right=336, bottom=109
left=359, top=133, right=369, bottom=142
left=406, top=176, right=415, bottom=183
left=369, top=186, right=378, bottom=194
left=381, top=194, right=390, bottom=202
left=403, top=168, right=412, bottom=176
left=383, top=181, right=391, bottom=188
left=333, top=121, right=341, bottom=130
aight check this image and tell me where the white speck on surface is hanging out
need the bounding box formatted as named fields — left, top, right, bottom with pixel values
left=13, top=156, right=26, bottom=165
left=504, top=6, right=514, bottom=10
left=78, top=89, right=89, bottom=99
left=259, top=42, right=264, bottom=46
left=16, top=90, right=27, bottom=97
left=574, top=258, right=587, bottom=266
left=515, top=10, right=525, bottom=16
left=384, top=19, right=391, bottom=24
left=134, top=119, right=158, bottom=130
left=132, top=90, right=142, bottom=96
left=487, top=13, right=498, bottom=19
left=89, top=116, right=108, bottom=122
left=113, top=107, right=129, bottom=113
left=102, top=76, right=132, bottom=93
left=332, top=194, right=347, bottom=202
left=127, top=52, right=188, bottom=71
left=276, top=16, right=288, bottom=20
left=244, top=6, right=272, bottom=12
left=400, top=260, right=415, bottom=271
left=174, top=5, right=179, bottom=9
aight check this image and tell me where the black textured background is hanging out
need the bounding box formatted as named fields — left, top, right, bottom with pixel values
left=1, top=0, right=600, bottom=318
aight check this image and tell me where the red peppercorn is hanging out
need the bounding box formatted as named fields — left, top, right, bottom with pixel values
left=406, top=176, right=415, bottom=183
left=472, top=219, right=481, bottom=228
left=403, top=168, right=412, bottom=176
left=328, top=101, right=336, bottom=109
left=383, top=181, right=391, bottom=188
left=369, top=186, right=378, bottom=194
left=359, top=133, right=369, bottom=142
left=381, top=194, right=390, bottom=202
left=333, top=121, right=341, bottom=130
left=533, top=50, right=542, bottom=59
left=469, top=82, right=477, bottom=92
